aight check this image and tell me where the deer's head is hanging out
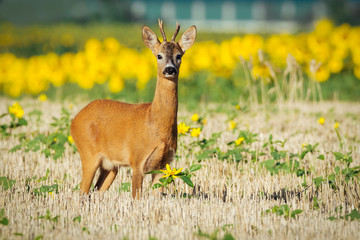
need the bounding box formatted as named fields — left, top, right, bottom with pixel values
left=142, top=19, right=197, bottom=80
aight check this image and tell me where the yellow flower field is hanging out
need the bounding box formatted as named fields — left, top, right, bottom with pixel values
left=0, top=19, right=359, bottom=98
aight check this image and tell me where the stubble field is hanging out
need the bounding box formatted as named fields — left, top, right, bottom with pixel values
left=1, top=98, right=359, bottom=239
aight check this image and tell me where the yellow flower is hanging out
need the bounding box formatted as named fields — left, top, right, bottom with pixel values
left=235, top=104, right=241, bottom=110
left=235, top=137, right=245, bottom=145
left=38, top=94, right=47, bottom=102
left=334, top=122, right=339, bottom=129
left=252, top=63, right=271, bottom=79
left=328, top=58, right=343, bottom=74
left=178, top=122, right=190, bottom=135
left=302, top=142, right=308, bottom=149
left=202, top=118, right=207, bottom=125
left=315, top=19, right=334, bottom=37
left=49, top=192, right=54, bottom=198
left=229, top=120, right=237, bottom=130
left=54, top=137, right=57, bottom=142
left=68, top=136, right=74, bottom=144
left=318, top=117, right=325, bottom=125
left=354, top=65, right=360, bottom=79
left=160, top=164, right=183, bottom=178
left=314, top=65, right=330, bottom=82
left=108, top=74, right=124, bottom=93
left=190, top=128, right=201, bottom=137
left=68, top=104, right=73, bottom=110
left=191, top=113, right=199, bottom=122
left=8, top=102, right=24, bottom=119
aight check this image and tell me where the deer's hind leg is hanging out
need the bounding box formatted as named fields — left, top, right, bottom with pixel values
left=95, top=167, right=118, bottom=192
left=79, top=151, right=101, bottom=194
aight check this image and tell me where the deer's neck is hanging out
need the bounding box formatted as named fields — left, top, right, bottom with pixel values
left=150, top=75, right=178, bottom=137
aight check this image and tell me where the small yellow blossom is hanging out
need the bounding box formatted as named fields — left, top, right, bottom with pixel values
left=68, top=104, right=73, bottom=110
left=68, top=135, right=74, bottom=144
left=229, top=120, right=237, bottom=130
left=49, top=192, right=54, bottom=198
left=235, top=137, right=245, bottom=145
left=160, top=164, right=183, bottom=178
left=318, top=117, right=325, bottom=125
left=302, top=142, right=308, bottom=149
left=202, top=118, right=207, bottom=125
left=191, top=113, right=199, bottom=122
left=178, top=122, right=190, bottom=135
left=334, top=122, right=339, bottom=129
left=190, top=128, right=201, bottom=137
left=235, top=104, right=241, bottom=110
left=38, top=94, right=47, bottom=102
left=8, top=102, right=24, bottom=119
left=54, top=137, right=57, bottom=142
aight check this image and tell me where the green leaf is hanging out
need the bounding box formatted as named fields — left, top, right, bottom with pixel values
left=291, top=209, right=303, bottom=218
left=34, top=235, right=43, bottom=240
left=296, top=169, right=306, bottom=177
left=0, top=176, right=16, bottom=190
left=18, top=118, right=28, bottom=126
left=344, top=209, right=360, bottom=221
left=196, top=149, right=218, bottom=160
left=189, top=164, right=202, bottom=172
left=300, top=150, right=308, bottom=159
left=9, top=144, right=22, bottom=153
left=262, top=159, right=275, bottom=168
left=119, top=182, right=131, bottom=192
left=328, top=216, right=337, bottom=221
left=0, top=216, right=9, bottom=226
left=14, top=232, right=24, bottom=236
left=313, top=196, right=320, bottom=210
left=73, top=216, right=81, bottom=223
left=51, top=144, right=65, bottom=160
left=144, top=170, right=163, bottom=174
left=159, top=178, right=167, bottom=184
left=152, top=183, right=163, bottom=189
left=317, top=154, right=325, bottom=160
left=52, top=215, right=60, bottom=222
left=166, top=177, right=173, bottom=183
left=82, top=227, right=90, bottom=234
left=276, top=209, right=284, bottom=216
left=42, top=149, right=51, bottom=158
left=332, top=152, right=344, bottom=160
left=271, top=150, right=282, bottom=160
left=227, top=149, right=244, bottom=162
left=175, top=172, right=186, bottom=177
left=313, top=176, right=324, bottom=187
left=180, top=176, right=194, bottom=187
left=224, top=233, right=235, bottom=240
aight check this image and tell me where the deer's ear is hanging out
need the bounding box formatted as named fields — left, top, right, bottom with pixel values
left=178, top=25, right=197, bottom=52
left=142, top=26, right=160, bottom=55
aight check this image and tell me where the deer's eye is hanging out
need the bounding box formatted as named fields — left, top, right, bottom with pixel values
left=176, top=54, right=182, bottom=61
left=157, top=55, right=162, bottom=60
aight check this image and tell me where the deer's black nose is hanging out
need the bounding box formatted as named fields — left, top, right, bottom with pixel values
left=163, top=66, right=177, bottom=75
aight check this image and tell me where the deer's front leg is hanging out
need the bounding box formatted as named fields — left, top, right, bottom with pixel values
left=132, top=169, right=144, bottom=199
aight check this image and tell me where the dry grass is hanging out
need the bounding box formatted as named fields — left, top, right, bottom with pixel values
left=1, top=98, right=359, bottom=239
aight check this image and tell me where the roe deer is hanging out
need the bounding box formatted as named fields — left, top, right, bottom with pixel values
left=70, top=19, right=197, bottom=198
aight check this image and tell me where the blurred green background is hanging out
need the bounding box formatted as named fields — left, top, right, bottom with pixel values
left=0, top=0, right=359, bottom=106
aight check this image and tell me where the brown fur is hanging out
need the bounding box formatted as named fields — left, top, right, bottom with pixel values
left=70, top=20, right=196, bottom=198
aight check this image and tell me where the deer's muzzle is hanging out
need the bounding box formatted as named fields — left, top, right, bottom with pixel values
left=163, top=66, right=177, bottom=76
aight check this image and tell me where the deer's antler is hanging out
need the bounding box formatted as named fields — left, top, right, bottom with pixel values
left=171, top=22, right=181, bottom=42
left=158, top=19, right=167, bottom=42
